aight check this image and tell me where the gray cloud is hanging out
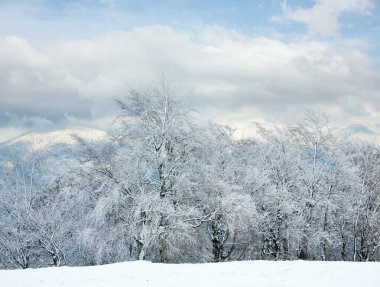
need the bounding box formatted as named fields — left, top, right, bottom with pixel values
left=0, top=36, right=93, bottom=129
left=0, top=26, right=380, bottom=140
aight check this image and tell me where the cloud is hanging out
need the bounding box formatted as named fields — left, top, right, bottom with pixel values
left=0, top=25, right=379, bottom=140
left=0, top=36, right=93, bottom=127
left=278, top=0, right=374, bottom=36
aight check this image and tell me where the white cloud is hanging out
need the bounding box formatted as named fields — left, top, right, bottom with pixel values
left=0, top=25, right=379, bottom=140
left=279, top=0, right=374, bottom=36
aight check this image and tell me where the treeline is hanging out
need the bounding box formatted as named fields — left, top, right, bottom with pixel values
left=0, top=83, right=379, bottom=269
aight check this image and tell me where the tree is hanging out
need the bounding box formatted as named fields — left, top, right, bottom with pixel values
left=73, top=80, right=203, bottom=263
left=193, top=124, right=257, bottom=262
left=349, top=143, right=380, bottom=261
left=253, top=125, right=301, bottom=260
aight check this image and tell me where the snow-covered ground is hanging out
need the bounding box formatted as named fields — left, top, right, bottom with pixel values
left=1, top=260, right=379, bottom=287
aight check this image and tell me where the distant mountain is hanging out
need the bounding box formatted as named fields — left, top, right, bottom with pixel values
left=0, top=128, right=109, bottom=177
left=0, top=128, right=107, bottom=152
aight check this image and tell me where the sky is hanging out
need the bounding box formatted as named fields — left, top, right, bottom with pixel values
left=0, top=0, right=380, bottom=141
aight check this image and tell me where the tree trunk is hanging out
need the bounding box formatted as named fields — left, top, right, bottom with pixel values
left=158, top=216, right=168, bottom=263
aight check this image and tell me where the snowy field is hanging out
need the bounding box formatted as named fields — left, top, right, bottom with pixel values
left=1, top=261, right=379, bottom=287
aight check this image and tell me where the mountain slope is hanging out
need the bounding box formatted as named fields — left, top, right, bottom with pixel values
left=0, top=128, right=107, bottom=152
left=0, top=128, right=108, bottom=177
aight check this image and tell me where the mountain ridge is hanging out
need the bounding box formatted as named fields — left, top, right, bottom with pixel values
left=0, top=128, right=108, bottom=152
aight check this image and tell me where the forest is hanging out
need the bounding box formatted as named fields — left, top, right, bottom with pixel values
left=0, top=83, right=379, bottom=269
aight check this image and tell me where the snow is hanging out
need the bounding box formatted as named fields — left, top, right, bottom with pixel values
left=1, top=261, right=379, bottom=287
left=0, top=128, right=107, bottom=151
